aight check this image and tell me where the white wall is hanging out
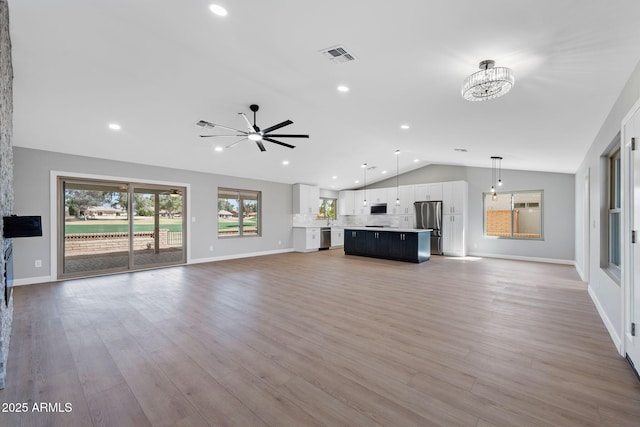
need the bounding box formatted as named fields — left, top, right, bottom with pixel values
left=574, top=59, right=640, bottom=350
left=368, top=164, right=575, bottom=262
left=12, top=147, right=294, bottom=284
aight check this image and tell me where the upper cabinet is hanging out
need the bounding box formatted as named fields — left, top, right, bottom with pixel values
left=338, top=190, right=355, bottom=216
left=442, top=181, right=468, bottom=215
left=353, top=190, right=369, bottom=215
left=293, top=184, right=320, bottom=215
left=414, top=183, right=443, bottom=202
left=368, top=188, right=387, bottom=204
left=388, top=185, right=414, bottom=215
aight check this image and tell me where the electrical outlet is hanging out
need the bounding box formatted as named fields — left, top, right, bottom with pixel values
left=209, top=245, right=213, bottom=251
left=192, top=216, right=196, bottom=222
left=35, top=260, right=42, bottom=268
left=278, top=240, right=282, bottom=245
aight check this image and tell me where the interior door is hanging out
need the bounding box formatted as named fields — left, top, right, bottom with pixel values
left=625, top=108, right=640, bottom=370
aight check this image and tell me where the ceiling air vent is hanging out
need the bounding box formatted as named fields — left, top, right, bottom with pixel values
left=320, top=45, right=356, bottom=64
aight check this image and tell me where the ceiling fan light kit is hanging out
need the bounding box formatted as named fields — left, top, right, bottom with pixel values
left=197, top=104, right=309, bottom=152
left=462, top=60, right=514, bottom=101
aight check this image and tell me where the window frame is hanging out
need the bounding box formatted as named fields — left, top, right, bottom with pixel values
left=482, top=190, right=544, bottom=240
left=608, top=148, right=621, bottom=273
left=316, top=197, right=337, bottom=220
left=217, top=187, right=262, bottom=238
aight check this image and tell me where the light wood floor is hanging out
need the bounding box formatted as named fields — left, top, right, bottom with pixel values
left=1, top=250, right=639, bottom=426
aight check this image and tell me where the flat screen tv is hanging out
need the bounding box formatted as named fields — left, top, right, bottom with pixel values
left=3, top=215, right=43, bottom=238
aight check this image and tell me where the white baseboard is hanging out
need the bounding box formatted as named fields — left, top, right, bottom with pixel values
left=466, top=252, right=575, bottom=265
left=12, top=276, right=54, bottom=287
left=588, top=285, right=623, bottom=355
left=574, top=263, right=586, bottom=281
left=189, top=248, right=294, bottom=264
left=12, top=249, right=295, bottom=285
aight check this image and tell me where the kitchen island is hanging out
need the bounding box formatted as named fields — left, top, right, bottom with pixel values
left=344, top=227, right=431, bottom=263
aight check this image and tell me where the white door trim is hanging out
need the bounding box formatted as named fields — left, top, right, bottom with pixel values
left=621, top=97, right=640, bottom=359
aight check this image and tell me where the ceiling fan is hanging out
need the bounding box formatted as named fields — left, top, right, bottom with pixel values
left=197, top=104, right=309, bottom=152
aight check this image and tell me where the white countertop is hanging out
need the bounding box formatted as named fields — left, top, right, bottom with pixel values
left=345, top=227, right=432, bottom=233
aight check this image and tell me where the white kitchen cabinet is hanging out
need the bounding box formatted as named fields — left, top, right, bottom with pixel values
left=369, top=188, right=387, bottom=204
left=293, top=227, right=320, bottom=252
left=414, top=183, right=443, bottom=202
left=387, top=185, right=414, bottom=215
left=442, top=214, right=466, bottom=256
left=442, top=181, right=467, bottom=215
left=293, top=184, right=320, bottom=215
left=353, top=190, right=369, bottom=215
left=338, top=190, right=355, bottom=216
left=331, top=227, right=344, bottom=247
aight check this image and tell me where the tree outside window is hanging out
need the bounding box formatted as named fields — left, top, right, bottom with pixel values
left=317, top=198, right=337, bottom=220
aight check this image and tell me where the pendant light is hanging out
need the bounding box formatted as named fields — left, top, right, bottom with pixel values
left=395, top=150, right=400, bottom=206
left=490, top=156, right=503, bottom=200
left=362, top=163, right=367, bottom=206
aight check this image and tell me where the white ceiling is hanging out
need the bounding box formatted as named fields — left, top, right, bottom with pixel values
left=9, top=0, right=640, bottom=190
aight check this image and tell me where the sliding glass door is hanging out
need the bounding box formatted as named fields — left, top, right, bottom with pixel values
left=132, top=186, right=185, bottom=268
left=59, top=178, right=186, bottom=279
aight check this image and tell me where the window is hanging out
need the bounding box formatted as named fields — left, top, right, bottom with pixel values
left=316, top=198, right=337, bottom=220
left=609, top=149, right=621, bottom=270
left=483, top=190, right=543, bottom=239
left=217, top=188, right=261, bottom=237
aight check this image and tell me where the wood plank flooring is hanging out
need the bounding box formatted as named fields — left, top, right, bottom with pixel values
left=1, top=250, right=639, bottom=426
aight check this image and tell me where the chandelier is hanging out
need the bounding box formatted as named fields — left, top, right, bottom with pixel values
left=462, top=60, right=514, bottom=101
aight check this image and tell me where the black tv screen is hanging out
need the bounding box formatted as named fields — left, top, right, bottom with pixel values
left=3, top=215, right=43, bottom=238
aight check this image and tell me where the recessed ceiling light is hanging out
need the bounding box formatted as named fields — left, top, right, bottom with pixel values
left=209, top=4, right=228, bottom=16
left=332, top=176, right=337, bottom=179
left=337, top=85, right=349, bottom=92
left=381, top=170, right=387, bottom=174
left=331, top=185, right=336, bottom=189
left=282, top=160, right=289, bottom=165
left=214, top=146, right=223, bottom=152
left=400, top=124, right=410, bottom=130
left=414, top=159, right=419, bottom=163
left=355, top=180, right=360, bottom=184
left=108, top=123, right=121, bottom=130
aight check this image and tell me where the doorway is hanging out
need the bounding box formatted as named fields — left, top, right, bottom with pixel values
left=623, top=101, right=640, bottom=373
left=58, top=177, right=186, bottom=278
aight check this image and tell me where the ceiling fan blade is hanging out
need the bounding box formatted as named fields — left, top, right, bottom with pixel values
left=226, top=138, right=247, bottom=148
left=256, top=141, right=266, bottom=152
left=197, top=120, right=246, bottom=134
left=263, top=134, right=309, bottom=138
left=200, top=134, right=247, bottom=138
left=239, top=113, right=258, bottom=133
left=262, top=120, right=293, bottom=134
left=264, top=137, right=295, bottom=149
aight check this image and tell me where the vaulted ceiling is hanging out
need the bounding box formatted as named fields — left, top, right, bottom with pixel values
left=9, top=0, right=640, bottom=190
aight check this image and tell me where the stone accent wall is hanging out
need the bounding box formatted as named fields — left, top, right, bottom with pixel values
left=0, top=0, right=14, bottom=389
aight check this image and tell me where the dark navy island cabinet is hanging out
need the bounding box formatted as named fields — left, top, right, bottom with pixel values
left=344, top=229, right=430, bottom=263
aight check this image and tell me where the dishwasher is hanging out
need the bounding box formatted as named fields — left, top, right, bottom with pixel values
left=320, top=227, right=331, bottom=249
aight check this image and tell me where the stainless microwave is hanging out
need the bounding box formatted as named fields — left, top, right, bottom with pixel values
left=370, top=203, right=387, bottom=214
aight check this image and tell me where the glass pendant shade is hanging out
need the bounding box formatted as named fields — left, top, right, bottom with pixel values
left=490, top=156, right=503, bottom=194
left=462, top=60, right=514, bottom=102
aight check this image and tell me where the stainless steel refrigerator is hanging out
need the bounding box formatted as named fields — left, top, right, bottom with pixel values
left=414, top=201, right=443, bottom=255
